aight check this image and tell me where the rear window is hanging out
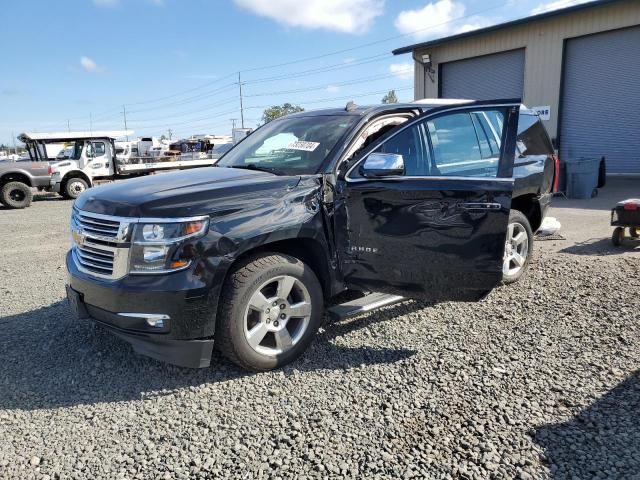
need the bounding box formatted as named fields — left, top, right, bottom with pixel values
left=517, top=114, right=554, bottom=156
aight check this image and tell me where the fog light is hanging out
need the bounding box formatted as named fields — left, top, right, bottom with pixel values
left=117, top=313, right=169, bottom=329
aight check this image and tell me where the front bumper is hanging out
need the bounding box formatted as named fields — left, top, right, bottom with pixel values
left=50, top=180, right=61, bottom=193
left=66, top=251, right=216, bottom=368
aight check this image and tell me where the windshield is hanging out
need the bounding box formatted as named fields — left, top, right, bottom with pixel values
left=217, top=114, right=358, bottom=175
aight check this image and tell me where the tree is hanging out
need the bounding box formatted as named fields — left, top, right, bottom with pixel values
left=160, top=134, right=167, bottom=141
left=381, top=90, right=398, bottom=104
left=262, top=103, right=304, bottom=124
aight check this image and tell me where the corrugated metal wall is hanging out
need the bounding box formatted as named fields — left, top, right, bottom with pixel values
left=411, top=0, right=640, bottom=145
left=560, top=26, right=640, bottom=174
left=440, top=49, right=525, bottom=100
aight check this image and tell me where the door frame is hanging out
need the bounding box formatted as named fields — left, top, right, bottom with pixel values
left=343, top=100, right=521, bottom=182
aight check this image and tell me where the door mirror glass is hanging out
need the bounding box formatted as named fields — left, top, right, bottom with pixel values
left=360, top=152, right=404, bottom=177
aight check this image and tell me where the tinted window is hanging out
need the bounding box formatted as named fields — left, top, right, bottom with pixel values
left=472, top=112, right=501, bottom=159
left=372, top=123, right=426, bottom=176
left=426, top=110, right=504, bottom=177
left=517, top=114, right=553, bottom=155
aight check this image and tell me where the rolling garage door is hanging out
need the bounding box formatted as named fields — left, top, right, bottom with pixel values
left=440, top=49, right=525, bottom=100
left=560, top=26, right=640, bottom=175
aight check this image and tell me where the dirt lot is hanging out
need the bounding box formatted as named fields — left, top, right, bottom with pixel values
left=1, top=184, right=639, bottom=480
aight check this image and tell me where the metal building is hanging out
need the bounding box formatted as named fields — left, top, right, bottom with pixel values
left=393, top=0, right=640, bottom=175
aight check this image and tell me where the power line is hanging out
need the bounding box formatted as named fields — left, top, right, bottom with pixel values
left=127, top=97, right=239, bottom=124
left=244, top=69, right=413, bottom=98
left=238, top=1, right=507, bottom=73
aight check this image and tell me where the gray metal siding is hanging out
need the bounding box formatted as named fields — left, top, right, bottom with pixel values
left=440, top=49, right=525, bottom=100
left=560, top=26, right=640, bottom=174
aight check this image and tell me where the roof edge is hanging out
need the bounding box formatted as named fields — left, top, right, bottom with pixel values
left=392, top=0, right=622, bottom=55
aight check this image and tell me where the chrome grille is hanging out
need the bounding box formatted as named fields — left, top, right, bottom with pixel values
left=75, top=243, right=115, bottom=276
left=72, top=209, right=121, bottom=240
left=71, top=209, right=130, bottom=280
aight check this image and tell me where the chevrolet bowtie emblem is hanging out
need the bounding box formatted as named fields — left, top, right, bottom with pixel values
left=72, top=229, right=85, bottom=246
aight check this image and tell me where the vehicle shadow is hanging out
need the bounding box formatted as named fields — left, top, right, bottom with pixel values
left=559, top=237, right=640, bottom=255
left=0, top=300, right=416, bottom=411
left=535, top=371, right=640, bottom=478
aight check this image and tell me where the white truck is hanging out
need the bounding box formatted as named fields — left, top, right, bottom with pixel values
left=33, top=131, right=217, bottom=199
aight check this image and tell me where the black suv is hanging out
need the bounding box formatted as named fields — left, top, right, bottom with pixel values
left=66, top=100, right=557, bottom=371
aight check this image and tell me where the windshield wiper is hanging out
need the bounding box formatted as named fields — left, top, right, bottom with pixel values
left=225, top=164, right=285, bottom=176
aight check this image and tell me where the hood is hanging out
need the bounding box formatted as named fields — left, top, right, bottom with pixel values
left=75, top=166, right=302, bottom=218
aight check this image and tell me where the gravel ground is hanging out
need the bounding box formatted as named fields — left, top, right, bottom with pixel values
left=1, top=194, right=639, bottom=480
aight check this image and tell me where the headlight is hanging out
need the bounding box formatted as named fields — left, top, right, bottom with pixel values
left=129, top=217, right=209, bottom=274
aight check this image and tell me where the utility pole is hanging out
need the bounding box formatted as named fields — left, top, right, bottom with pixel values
left=122, top=105, right=129, bottom=141
left=230, top=118, right=237, bottom=129
left=167, top=129, right=173, bottom=140
left=67, top=119, right=71, bottom=133
left=237, top=72, right=245, bottom=129
left=11, top=131, right=16, bottom=155
left=89, top=112, right=93, bottom=137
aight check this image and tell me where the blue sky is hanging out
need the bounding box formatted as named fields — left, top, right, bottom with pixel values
left=0, top=0, right=591, bottom=145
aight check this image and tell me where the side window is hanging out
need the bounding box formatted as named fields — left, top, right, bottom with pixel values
left=472, top=112, right=501, bottom=159
left=517, top=115, right=554, bottom=156
left=92, top=142, right=106, bottom=156
left=371, top=123, right=426, bottom=176
left=426, top=110, right=504, bottom=177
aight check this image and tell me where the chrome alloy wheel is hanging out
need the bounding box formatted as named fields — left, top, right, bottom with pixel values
left=503, top=222, right=529, bottom=277
left=243, top=275, right=312, bottom=357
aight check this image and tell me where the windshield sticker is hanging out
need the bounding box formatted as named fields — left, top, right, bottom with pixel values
left=287, top=141, right=320, bottom=152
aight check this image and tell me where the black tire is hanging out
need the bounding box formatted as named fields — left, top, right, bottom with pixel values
left=216, top=253, right=324, bottom=371
left=629, top=227, right=640, bottom=239
left=612, top=227, right=625, bottom=247
left=1, top=182, right=33, bottom=209
left=64, top=177, right=88, bottom=200
left=502, top=209, right=533, bottom=285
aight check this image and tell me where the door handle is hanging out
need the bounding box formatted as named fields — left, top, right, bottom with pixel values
left=460, top=202, right=502, bottom=211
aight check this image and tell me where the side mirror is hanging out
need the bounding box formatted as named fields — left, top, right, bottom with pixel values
left=360, top=152, right=404, bottom=178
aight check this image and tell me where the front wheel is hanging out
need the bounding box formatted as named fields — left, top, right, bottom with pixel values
left=502, top=210, right=533, bottom=284
left=216, top=253, right=323, bottom=371
left=63, top=177, right=88, bottom=200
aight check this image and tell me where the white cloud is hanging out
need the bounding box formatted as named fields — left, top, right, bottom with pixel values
left=80, top=56, right=103, bottom=73
left=395, top=0, right=464, bottom=39
left=233, top=0, right=384, bottom=34
left=455, top=16, right=493, bottom=34
left=389, top=62, right=413, bottom=81
left=93, top=0, right=118, bottom=7
left=326, top=85, right=340, bottom=93
left=531, top=0, right=593, bottom=15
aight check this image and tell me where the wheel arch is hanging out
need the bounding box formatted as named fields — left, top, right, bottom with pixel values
left=0, top=171, right=32, bottom=187
left=61, top=171, right=92, bottom=189
left=220, top=236, right=337, bottom=301
left=511, top=194, right=542, bottom=233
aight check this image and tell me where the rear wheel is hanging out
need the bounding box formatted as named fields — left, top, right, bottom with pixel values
left=64, top=177, right=88, bottom=200
left=216, top=253, right=323, bottom=371
left=612, top=227, right=625, bottom=246
left=502, top=210, right=533, bottom=284
left=1, top=182, right=33, bottom=209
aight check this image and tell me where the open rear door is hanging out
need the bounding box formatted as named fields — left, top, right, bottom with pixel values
left=337, top=101, right=520, bottom=302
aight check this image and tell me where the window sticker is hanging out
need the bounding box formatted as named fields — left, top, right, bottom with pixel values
left=287, top=141, right=320, bottom=152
